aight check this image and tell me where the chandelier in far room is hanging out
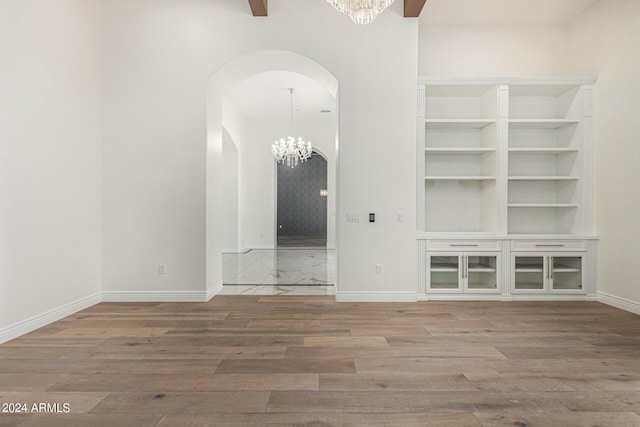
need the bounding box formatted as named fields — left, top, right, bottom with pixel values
left=326, top=0, right=395, bottom=25
left=271, top=88, right=313, bottom=168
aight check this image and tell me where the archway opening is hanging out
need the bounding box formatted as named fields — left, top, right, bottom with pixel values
left=277, top=151, right=328, bottom=248
left=207, top=51, right=339, bottom=297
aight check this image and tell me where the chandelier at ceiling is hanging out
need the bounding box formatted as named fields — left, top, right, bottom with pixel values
left=326, top=0, right=395, bottom=25
left=271, top=88, right=313, bottom=168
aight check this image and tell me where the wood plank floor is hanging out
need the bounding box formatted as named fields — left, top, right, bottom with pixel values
left=1, top=296, right=640, bottom=426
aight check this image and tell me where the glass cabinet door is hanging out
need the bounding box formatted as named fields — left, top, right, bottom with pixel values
left=466, top=255, right=498, bottom=292
left=513, top=255, right=546, bottom=292
left=551, top=255, right=583, bottom=291
left=428, top=255, right=460, bottom=291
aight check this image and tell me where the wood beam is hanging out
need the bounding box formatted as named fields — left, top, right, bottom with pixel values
left=248, top=0, right=268, bottom=16
left=404, top=0, right=427, bottom=18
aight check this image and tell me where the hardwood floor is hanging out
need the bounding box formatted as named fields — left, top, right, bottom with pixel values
left=1, top=297, right=640, bottom=426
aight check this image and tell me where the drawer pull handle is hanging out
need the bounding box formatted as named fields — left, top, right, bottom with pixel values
left=535, top=244, right=565, bottom=247
left=449, top=244, right=480, bottom=247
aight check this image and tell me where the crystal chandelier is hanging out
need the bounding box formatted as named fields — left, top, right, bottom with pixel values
left=271, top=89, right=312, bottom=168
left=326, top=0, right=395, bottom=25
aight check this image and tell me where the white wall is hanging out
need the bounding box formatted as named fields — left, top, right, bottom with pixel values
left=221, top=129, right=239, bottom=253
left=0, top=0, right=102, bottom=340
left=241, top=118, right=337, bottom=251
left=222, top=98, right=248, bottom=254
left=419, top=25, right=569, bottom=76
left=566, top=0, right=640, bottom=310
left=102, top=0, right=418, bottom=299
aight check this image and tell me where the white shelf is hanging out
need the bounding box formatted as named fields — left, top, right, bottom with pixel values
left=425, top=148, right=496, bottom=154
left=508, top=176, right=579, bottom=181
left=509, top=119, right=579, bottom=129
left=431, top=282, right=459, bottom=289
left=553, top=268, right=581, bottom=273
left=425, top=119, right=496, bottom=129
left=426, top=176, right=496, bottom=181
left=514, top=282, right=545, bottom=290
left=508, top=148, right=579, bottom=154
left=515, top=268, right=544, bottom=273
left=431, top=268, right=458, bottom=273
left=508, top=204, right=579, bottom=208
left=467, top=268, right=497, bottom=273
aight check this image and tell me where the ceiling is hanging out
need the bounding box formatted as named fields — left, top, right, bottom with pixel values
left=227, top=71, right=336, bottom=121
left=419, top=0, right=600, bottom=26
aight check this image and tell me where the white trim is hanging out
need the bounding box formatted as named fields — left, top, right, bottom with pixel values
left=598, top=292, right=640, bottom=316
left=417, top=76, right=597, bottom=87
left=0, top=293, right=101, bottom=344
left=336, top=292, right=417, bottom=302
left=418, top=294, right=512, bottom=301
left=509, top=295, right=590, bottom=301
left=101, top=291, right=210, bottom=303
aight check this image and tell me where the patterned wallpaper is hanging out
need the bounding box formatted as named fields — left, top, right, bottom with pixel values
left=277, top=154, right=327, bottom=237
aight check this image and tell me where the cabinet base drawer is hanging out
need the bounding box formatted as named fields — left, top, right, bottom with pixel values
left=511, top=240, right=586, bottom=251
left=427, top=240, right=500, bottom=251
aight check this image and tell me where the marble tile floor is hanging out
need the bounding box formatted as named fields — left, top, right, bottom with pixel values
left=222, top=249, right=335, bottom=296
left=220, top=284, right=335, bottom=296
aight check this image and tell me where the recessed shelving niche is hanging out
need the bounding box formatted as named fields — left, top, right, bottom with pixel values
left=507, top=82, right=586, bottom=235
left=421, top=84, right=499, bottom=233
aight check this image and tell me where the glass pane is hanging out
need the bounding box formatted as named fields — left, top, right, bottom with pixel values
left=552, top=256, right=582, bottom=290
left=467, top=256, right=497, bottom=289
left=514, top=256, right=544, bottom=290
left=430, top=256, right=459, bottom=290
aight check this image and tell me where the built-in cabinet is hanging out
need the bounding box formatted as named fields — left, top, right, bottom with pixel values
left=426, top=240, right=501, bottom=294
left=416, top=77, right=597, bottom=301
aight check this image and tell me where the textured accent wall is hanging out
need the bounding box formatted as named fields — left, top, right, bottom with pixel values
left=277, top=154, right=327, bottom=237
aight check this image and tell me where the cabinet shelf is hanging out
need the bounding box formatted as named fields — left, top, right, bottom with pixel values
left=431, top=282, right=459, bottom=289
left=515, top=268, right=544, bottom=273
left=508, top=203, right=579, bottom=208
left=426, top=176, right=496, bottom=181
left=425, top=148, right=496, bottom=154
left=514, top=282, right=544, bottom=290
left=509, top=119, right=579, bottom=129
left=554, top=268, right=581, bottom=273
left=508, top=176, right=579, bottom=181
left=425, top=119, right=497, bottom=129
left=431, top=268, right=458, bottom=273
left=508, top=148, right=579, bottom=154
left=468, top=268, right=497, bottom=273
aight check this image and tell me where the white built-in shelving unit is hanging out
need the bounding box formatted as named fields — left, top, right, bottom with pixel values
left=416, top=77, right=597, bottom=301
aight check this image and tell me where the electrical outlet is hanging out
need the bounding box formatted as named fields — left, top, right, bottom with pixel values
left=158, top=264, right=166, bottom=275
left=346, top=213, right=360, bottom=222
left=376, top=264, right=382, bottom=274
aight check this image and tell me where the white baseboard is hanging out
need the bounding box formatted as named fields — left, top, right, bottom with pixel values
left=336, top=292, right=417, bottom=302
left=418, top=294, right=510, bottom=301
left=102, top=291, right=210, bottom=302
left=206, top=285, right=222, bottom=301
left=598, top=291, right=640, bottom=316
left=0, top=293, right=101, bottom=344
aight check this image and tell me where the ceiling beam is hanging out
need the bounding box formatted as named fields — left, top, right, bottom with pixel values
left=404, top=0, right=427, bottom=18
left=248, top=0, right=268, bottom=16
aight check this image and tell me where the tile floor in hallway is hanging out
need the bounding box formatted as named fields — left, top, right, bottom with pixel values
left=221, top=249, right=336, bottom=296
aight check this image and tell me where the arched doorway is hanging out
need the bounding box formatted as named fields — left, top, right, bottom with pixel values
left=277, top=151, right=328, bottom=248
left=206, top=51, right=339, bottom=297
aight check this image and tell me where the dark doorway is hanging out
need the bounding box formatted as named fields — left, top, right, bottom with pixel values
left=277, top=152, right=328, bottom=248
